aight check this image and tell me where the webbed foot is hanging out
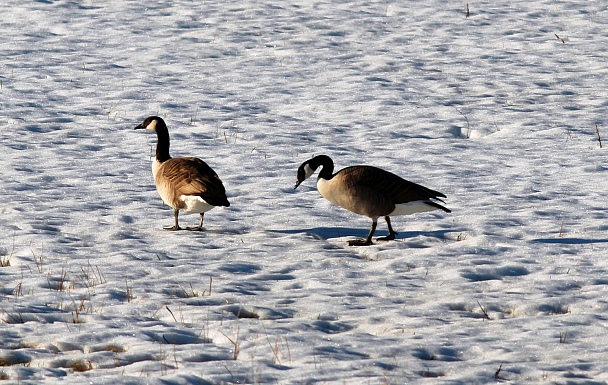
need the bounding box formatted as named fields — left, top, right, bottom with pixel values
left=348, top=239, right=373, bottom=246
left=376, top=232, right=397, bottom=242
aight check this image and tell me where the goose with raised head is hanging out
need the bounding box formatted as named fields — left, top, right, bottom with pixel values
left=134, top=116, right=230, bottom=231
left=294, top=155, right=450, bottom=246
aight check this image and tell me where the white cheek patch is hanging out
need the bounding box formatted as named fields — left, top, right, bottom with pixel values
left=146, top=119, right=158, bottom=132
left=304, top=164, right=315, bottom=180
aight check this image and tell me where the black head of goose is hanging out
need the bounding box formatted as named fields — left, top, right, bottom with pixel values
left=294, top=155, right=450, bottom=246
left=134, top=116, right=230, bottom=231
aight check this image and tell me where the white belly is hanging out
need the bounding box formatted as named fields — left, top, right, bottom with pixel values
left=390, top=201, right=439, bottom=216
left=180, top=195, right=215, bottom=213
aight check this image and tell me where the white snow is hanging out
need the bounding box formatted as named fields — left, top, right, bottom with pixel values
left=1, top=0, right=608, bottom=384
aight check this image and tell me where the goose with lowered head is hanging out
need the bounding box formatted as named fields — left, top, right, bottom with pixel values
left=294, top=155, right=450, bottom=246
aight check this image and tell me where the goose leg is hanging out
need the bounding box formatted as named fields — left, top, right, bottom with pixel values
left=164, top=208, right=182, bottom=231
left=377, top=216, right=398, bottom=242
left=348, top=220, right=377, bottom=246
left=187, top=213, right=205, bottom=231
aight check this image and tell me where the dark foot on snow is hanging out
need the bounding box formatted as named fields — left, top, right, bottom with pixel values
left=376, top=232, right=397, bottom=242
left=348, top=239, right=373, bottom=246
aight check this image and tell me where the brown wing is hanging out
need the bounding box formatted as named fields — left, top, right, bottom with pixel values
left=160, top=157, right=230, bottom=207
left=339, top=166, right=447, bottom=205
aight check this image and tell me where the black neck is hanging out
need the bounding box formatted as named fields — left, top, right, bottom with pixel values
left=311, top=155, right=334, bottom=179
left=154, top=122, right=171, bottom=163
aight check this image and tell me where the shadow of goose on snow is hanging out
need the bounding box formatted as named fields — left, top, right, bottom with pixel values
left=269, top=227, right=453, bottom=242
left=532, top=237, right=608, bottom=245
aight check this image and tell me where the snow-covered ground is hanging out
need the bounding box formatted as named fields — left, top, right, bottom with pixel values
left=1, top=1, right=608, bottom=383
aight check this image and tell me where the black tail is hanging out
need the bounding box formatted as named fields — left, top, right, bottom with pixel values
left=426, top=200, right=451, bottom=213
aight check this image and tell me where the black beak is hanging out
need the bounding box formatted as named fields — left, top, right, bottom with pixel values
left=134, top=123, right=145, bottom=130
left=294, top=180, right=301, bottom=189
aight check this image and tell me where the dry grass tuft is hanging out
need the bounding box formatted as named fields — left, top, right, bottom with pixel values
left=69, top=359, right=93, bottom=372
